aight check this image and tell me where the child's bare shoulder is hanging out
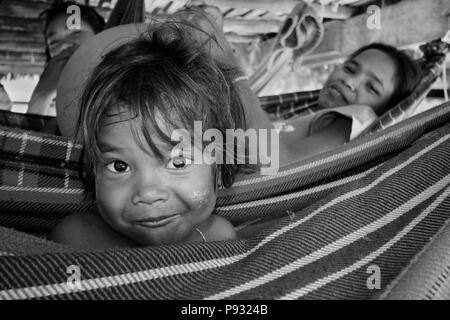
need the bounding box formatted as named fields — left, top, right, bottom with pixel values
left=51, top=212, right=96, bottom=249
left=51, top=212, right=135, bottom=250
left=207, top=215, right=237, bottom=241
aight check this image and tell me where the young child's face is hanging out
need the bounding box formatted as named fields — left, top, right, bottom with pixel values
left=94, top=112, right=217, bottom=246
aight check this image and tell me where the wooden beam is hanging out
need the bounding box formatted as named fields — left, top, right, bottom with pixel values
left=0, top=64, right=44, bottom=75
left=0, top=51, right=45, bottom=61
left=303, top=0, right=450, bottom=66
left=150, top=0, right=354, bottom=19
left=199, top=0, right=355, bottom=19
left=0, top=41, right=45, bottom=54
left=146, top=12, right=282, bottom=36
left=225, top=33, right=261, bottom=43
left=344, top=0, right=379, bottom=7
left=223, top=18, right=282, bottom=35
left=310, top=2, right=355, bottom=20
left=0, top=0, right=50, bottom=19
left=0, top=30, right=44, bottom=43
left=0, top=17, right=42, bottom=33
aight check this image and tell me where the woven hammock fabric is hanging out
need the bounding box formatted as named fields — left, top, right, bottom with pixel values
left=1, top=100, right=450, bottom=299
left=380, top=217, right=450, bottom=300
left=1, top=0, right=449, bottom=300
left=0, top=111, right=53, bottom=132
left=2, top=100, right=450, bottom=231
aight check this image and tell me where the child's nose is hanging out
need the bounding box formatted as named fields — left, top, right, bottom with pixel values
left=131, top=172, right=169, bottom=206
left=343, top=77, right=358, bottom=92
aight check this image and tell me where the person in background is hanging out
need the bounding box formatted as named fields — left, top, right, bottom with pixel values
left=28, top=1, right=105, bottom=116
left=278, top=43, right=422, bottom=162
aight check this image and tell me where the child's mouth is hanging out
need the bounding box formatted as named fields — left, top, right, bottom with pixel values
left=133, top=213, right=181, bottom=228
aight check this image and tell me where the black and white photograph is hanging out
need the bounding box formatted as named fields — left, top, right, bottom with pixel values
left=0, top=0, right=449, bottom=305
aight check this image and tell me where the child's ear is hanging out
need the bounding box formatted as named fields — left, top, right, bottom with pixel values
left=217, top=168, right=223, bottom=188
left=214, top=165, right=222, bottom=192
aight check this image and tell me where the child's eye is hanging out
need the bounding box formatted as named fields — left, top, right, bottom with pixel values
left=105, top=160, right=130, bottom=173
left=343, top=65, right=355, bottom=74
left=367, top=83, right=379, bottom=95
left=166, top=156, right=192, bottom=169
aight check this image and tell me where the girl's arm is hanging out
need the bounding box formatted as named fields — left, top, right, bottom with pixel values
left=28, top=44, right=77, bottom=115
left=207, top=215, right=238, bottom=241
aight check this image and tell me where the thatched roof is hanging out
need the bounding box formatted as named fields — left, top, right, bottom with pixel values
left=1, top=0, right=449, bottom=77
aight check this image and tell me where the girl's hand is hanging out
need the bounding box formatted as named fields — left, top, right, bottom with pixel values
left=49, top=28, right=91, bottom=58
left=49, top=39, right=77, bottom=59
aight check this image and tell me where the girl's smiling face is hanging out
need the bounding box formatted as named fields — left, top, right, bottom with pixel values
left=318, top=49, right=397, bottom=115
left=94, top=113, right=217, bottom=246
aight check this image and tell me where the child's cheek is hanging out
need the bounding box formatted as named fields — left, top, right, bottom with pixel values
left=94, top=176, right=108, bottom=211
left=94, top=175, right=124, bottom=220
left=190, top=190, right=214, bottom=209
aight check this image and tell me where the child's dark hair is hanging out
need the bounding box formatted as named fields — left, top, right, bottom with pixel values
left=40, top=1, right=105, bottom=61
left=348, top=42, right=422, bottom=116
left=77, top=22, right=249, bottom=198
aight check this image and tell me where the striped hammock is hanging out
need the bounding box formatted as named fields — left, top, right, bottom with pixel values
left=1, top=97, right=450, bottom=299
left=2, top=0, right=449, bottom=300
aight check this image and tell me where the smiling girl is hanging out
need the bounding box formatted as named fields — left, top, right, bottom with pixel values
left=51, top=22, right=249, bottom=249
left=278, top=43, right=422, bottom=161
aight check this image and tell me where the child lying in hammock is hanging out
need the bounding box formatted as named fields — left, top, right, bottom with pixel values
left=278, top=43, right=422, bottom=162
left=51, top=22, right=249, bottom=249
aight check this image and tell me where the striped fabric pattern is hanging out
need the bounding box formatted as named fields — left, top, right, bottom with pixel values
left=0, top=126, right=92, bottom=233
left=0, top=100, right=450, bottom=299
left=0, top=110, right=54, bottom=132
left=259, top=90, right=321, bottom=120
left=2, top=100, right=450, bottom=234
left=380, top=217, right=450, bottom=300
